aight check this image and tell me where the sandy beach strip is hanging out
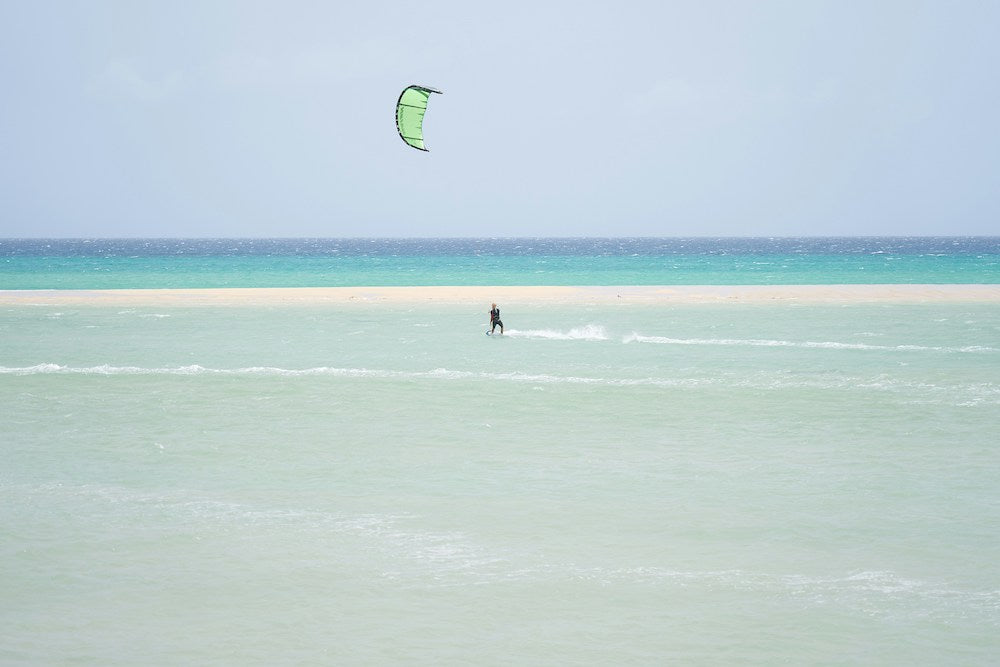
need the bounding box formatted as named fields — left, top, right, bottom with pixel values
left=2, top=285, right=1000, bottom=306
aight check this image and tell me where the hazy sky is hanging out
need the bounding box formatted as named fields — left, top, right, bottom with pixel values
left=2, top=1, right=998, bottom=237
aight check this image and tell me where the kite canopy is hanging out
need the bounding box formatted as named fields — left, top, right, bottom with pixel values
left=396, top=85, right=442, bottom=151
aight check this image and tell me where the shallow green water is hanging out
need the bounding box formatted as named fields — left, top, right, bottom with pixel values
left=3, top=302, right=999, bottom=664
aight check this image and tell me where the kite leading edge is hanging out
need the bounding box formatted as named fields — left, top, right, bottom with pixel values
left=396, top=85, right=442, bottom=151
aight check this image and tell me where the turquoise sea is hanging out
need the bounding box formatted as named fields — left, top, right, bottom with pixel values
left=3, top=238, right=1000, bottom=664
left=3, top=237, right=999, bottom=288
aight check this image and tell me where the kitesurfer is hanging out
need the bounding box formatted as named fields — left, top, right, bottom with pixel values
left=489, top=302, right=504, bottom=335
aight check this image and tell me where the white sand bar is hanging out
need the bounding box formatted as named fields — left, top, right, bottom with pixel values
left=2, top=285, right=1000, bottom=306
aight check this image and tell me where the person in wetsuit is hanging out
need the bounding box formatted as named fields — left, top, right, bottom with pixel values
left=489, top=302, right=504, bottom=335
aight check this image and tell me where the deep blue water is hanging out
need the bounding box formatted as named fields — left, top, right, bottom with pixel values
left=2, top=237, right=998, bottom=288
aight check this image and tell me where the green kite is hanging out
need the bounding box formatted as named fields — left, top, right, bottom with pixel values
left=396, top=85, right=442, bottom=151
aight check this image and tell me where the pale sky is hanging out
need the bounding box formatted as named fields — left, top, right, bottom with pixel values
left=1, top=1, right=998, bottom=237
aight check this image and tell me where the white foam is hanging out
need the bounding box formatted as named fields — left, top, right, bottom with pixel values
left=0, top=363, right=690, bottom=389
left=622, top=334, right=997, bottom=353
left=3, top=363, right=996, bottom=404
left=5, top=363, right=66, bottom=374
left=505, top=324, right=609, bottom=341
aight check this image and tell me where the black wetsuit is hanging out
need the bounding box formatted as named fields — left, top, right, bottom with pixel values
left=490, top=307, right=503, bottom=332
